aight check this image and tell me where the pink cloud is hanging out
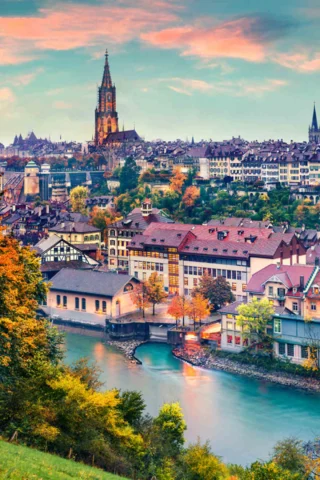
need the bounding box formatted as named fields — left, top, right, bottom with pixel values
left=0, top=2, right=179, bottom=64
left=53, top=100, right=72, bottom=110
left=274, top=52, right=320, bottom=72
left=0, top=87, right=16, bottom=104
left=165, top=77, right=287, bottom=97
left=141, top=18, right=268, bottom=62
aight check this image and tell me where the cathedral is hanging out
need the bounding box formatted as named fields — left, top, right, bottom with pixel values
left=95, top=50, right=139, bottom=147
left=309, top=104, right=320, bottom=144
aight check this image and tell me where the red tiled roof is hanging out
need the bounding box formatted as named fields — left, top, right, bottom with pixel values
left=246, top=264, right=314, bottom=294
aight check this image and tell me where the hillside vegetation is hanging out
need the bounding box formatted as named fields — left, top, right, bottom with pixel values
left=0, top=440, right=126, bottom=480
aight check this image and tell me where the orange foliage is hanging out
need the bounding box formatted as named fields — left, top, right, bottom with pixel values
left=170, top=167, right=187, bottom=194
left=186, top=293, right=210, bottom=329
left=167, top=295, right=188, bottom=325
left=130, top=284, right=150, bottom=318
left=182, top=186, right=200, bottom=207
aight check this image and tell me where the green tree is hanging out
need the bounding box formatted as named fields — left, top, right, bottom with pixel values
left=70, top=185, right=88, bottom=214
left=119, top=157, right=140, bottom=193
left=153, top=403, right=186, bottom=457
left=272, top=438, right=307, bottom=477
left=179, top=440, right=228, bottom=480
left=117, top=390, right=146, bottom=427
left=237, top=298, right=275, bottom=354
left=196, top=274, right=235, bottom=311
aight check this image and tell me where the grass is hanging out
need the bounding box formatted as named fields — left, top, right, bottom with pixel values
left=0, top=440, right=127, bottom=480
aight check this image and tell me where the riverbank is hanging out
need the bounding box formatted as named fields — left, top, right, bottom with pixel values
left=106, top=340, right=145, bottom=364
left=173, top=346, right=320, bottom=392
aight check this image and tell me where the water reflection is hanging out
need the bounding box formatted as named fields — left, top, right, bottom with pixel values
left=65, top=333, right=320, bottom=466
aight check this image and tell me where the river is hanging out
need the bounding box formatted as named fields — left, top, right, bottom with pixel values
left=64, top=332, right=320, bottom=465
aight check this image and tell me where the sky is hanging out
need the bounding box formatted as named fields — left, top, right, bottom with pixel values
left=0, top=0, right=319, bottom=146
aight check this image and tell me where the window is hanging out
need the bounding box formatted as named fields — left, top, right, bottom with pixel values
left=227, top=335, right=233, bottom=344
left=193, top=278, right=198, bottom=286
left=301, top=346, right=309, bottom=359
left=56, top=294, right=61, bottom=306
left=311, top=303, right=317, bottom=311
left=226, top=321, right=233, bottom=330
left=102, top=301, right=107, bottom=313
left=292, top=302, right=298, bottom=312
left=110, top=249, right=116, bottom=256
left=232, top=283, right=237, bottom=291
left=95, top=235, right=99, bottom=240
left=242, top=284, right=247, bottom=292
left=278, top=343, right=286, bottom=355
left=81, top=298, right=86, bottom=311
left=287, top=344, right=294, bottom=357
left=75, top=297, right=79, bottom=310
left=268, top=286, right=274, bottom=297
left=235, top=336, right=241, bottom=345
left=184, top=277, right=188, bottom=286
left=110, top=229, right=115, bottom=237
left=95, top=300, right=100, bottom=312
left=54, top=256, right=58, bottom=262
left=274, top=318, right=281, bottom=334
left=63, top=295, right=67, bottom=308
left=110, top=240, right=116, bottom=246
left=277, top=288, right=285, bottom=297
left=84, top=236, right=88, bottom=241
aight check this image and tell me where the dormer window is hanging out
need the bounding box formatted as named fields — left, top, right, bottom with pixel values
left=293, top=287, right=297, bottom=294
left=314, top=286, right=319, bottom=295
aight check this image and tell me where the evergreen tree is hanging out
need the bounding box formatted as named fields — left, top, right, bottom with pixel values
left=119, top=157, right=140, bottom=193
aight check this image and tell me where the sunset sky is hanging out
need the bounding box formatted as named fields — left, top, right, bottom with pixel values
left=0, top=0, right=319, bottom=145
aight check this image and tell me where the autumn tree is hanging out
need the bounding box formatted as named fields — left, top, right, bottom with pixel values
left=182, top=186, right=200, bottom=208
left=180, top=440, right=229, bottom=480
left=130, top=283, right=151, bottom=318
left=271, top=438, right=307, bottom=477
left=196, top=274, right=235, bottom=311
left=167, top=295, right=188, bottom=326
left=236, top=298, right=275, bottom=354
left=186, top=293, right=210, bottom=330
left=170, top=167, right=187, bottom=194
left=90, top=206, right=121, bottom=244
left=70, top=185, right=88, bottom=214
left=145, top=272, right=168, bottom=315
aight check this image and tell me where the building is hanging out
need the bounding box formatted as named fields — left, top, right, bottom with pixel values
left=220, top=264, right=320, bottom=365
left=128, top=223, right=307, bottom=296
left=48, top=221, right=102, bottom=248
left=108, top=199, right=174, bottom=271
left=24, top=160, right=40, bottom=196
left=86, top=195, right=115, bottom=212
left=95, top=50, right=119, bottom=146
left=43, top=268, right=140, bottom=326
left=309, top=104, right=320, bottom=144
left=33, top=234, right=99, bottom=279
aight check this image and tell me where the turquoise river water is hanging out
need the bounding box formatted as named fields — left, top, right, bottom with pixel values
left=65, top=332, right=320, bottom=465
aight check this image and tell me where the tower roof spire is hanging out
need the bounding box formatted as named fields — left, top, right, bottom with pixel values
left=312, top=102, right=318, bottom=131
left=102, top=48, right=112, bottom=88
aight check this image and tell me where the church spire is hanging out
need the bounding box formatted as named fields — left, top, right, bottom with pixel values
left=102, top=49, right=113, bottom=88
left=312, top=103, right=318, bottom=131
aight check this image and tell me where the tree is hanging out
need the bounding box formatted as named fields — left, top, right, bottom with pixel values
left=153, top=403, right=186, bottom=457
left=271, top=438, right=307, bottom=477
left=119, top=157, right=140, bottom=193
left=117, top=390, right=146, bottom=427
left=130, top=283, right=151, bottom=318
left=167, top=295, right=188, bottom=327
left=236, top=298, right=275, bottom=354
left=170, top=167, right=187, bottom=194
left=186, top=293, right=210, bottom=330
left=145, top=272, right=168, bottom=316
left=180, top=440, right=228, bottom=480
left=90, top=206, right=121, bottom=244
left=182, top=186, right=200, bottom=208
left=70, top=185, right=88, bottom=214
left=196, top=274, right=234, bottom=311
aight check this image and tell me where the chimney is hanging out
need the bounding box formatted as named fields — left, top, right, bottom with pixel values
left=300, top=276, right=305, bottom=290
left=46, top=204, right=50, bottom=214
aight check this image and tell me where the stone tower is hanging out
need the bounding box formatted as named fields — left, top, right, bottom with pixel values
left=309, top=104, right=320, bottom=144
left=24, top=160, right=40, bottom=196
left=95, top=50, right=119, bottom=146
